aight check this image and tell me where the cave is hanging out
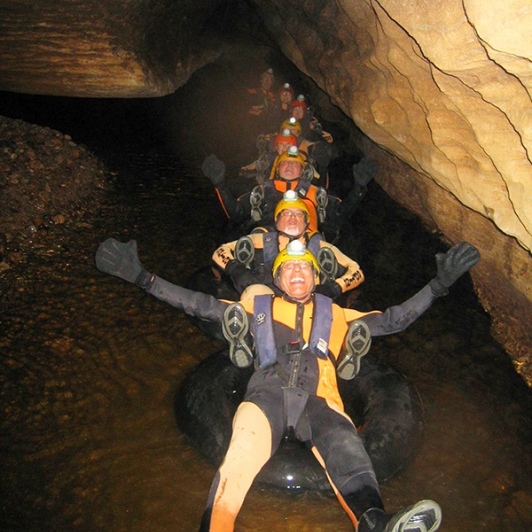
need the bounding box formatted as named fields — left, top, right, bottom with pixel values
left=0, top=1, right=531, bottom=530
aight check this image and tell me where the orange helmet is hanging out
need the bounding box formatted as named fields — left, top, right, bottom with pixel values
left=274, top=128, right=298, bottom=149
left=291, top=94, right=308, bottom=110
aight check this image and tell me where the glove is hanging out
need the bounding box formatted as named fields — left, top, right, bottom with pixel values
left=95, top=238, right=151, bottom=287
left=311, top=141, right=333, bottom=167
left=429, top=242, right=480, bottom=296
left=226, top=260, right=262, bottom=294
left=314, top=279, right=342, bottom=299
left=202, top=154, right=226, bottom=185
left=352, top=157, right=377, bottom=187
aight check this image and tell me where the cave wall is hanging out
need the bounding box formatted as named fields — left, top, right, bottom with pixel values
left=0, top=0, right=530, bottom=383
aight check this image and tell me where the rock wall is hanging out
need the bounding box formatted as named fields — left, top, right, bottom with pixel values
left=0, top=0, right=530, bottom=383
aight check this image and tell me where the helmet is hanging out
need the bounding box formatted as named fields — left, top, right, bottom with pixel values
left=272, top=240, right=320, bottom=279
left=276, top=145, right=306, bottom=167
left=274, top=190, right=310, bottom=221
left=260, top=68, right=275, bottom=83
left=280, top=117, right=302, bottom=135
left=272, top=146, right=306, bottom=179
left=279, top=83, right=294, bottom=96
left=291, top=94, right=308, bottom=110
left=274, top=128, right=298, bottom=148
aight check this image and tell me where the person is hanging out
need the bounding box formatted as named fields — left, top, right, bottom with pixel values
left=239, top=128, right=298, bottom=184
left=289, top=95, right=335, bottom=186
left=203, top=146, right=377, bottom=241
left=247, top=68, right=276, bottom=117
left=270, top=82, right=295, bottom=124
left=291, top=94, right=334, bottom=145
left=213, top=190, right=364, bottom=301
left=203, top=145, right=327, bottom=234
left=95, top=235, right=480, bottom=531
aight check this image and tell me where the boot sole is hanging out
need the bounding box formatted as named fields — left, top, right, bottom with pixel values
left=222, top=303, right=254, bottom=368
left=337, top=320, right=371, bottom=380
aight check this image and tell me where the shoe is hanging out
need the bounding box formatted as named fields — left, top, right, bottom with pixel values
left=384, top=500, right=442, bottom=532
left=358, top=500, right=441, bottom=532
left=317, top=246, right=338, bottom=281
left=337, top=320, right=371, bottom=380
left=250, top=185, right=264, bottom=222
left=315, top=187, right=328, bottom=224
left=222, top=303, right=254, bottom=368
left=234, top=236, right=255, bottom=268
left=301, top=162, right=315, bottom=182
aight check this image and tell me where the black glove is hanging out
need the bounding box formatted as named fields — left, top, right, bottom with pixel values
left=352, top=157, right=377, bottom=187
left=226, top=260, right=262, bottom=294
left=95, top=238, right=151, bottom=287
left=202, top=154, right=226, bottom=185
left=429, top=242, right=480, bottom=296
left=311, top=141, right=333, bottom=168
left=314, top=279, right=342, bottom=300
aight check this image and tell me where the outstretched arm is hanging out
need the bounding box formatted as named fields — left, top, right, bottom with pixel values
left=362, top=242, right=480, bottom=336
left=95, top=238, right=228, bottom=322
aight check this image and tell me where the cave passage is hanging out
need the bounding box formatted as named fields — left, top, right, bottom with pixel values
left=1, top=56, right=531, bottom=531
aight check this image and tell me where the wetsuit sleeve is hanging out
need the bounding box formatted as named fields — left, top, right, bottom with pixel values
left=324, top=242, right=364, bottom=293
left=145, top=275, right=228, bottom=323
left=361, top=283, right=438, bottom=337
left=214, top=181, right=250, bottom=222
left=212, top=239, right=237, bottom=270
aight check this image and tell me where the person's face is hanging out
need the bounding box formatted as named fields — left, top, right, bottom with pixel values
left=276, top=207, right=307, bottom=237
left=260, top=74, right=274, bottom=91
left=277, top=260, right=315, bottom=302
left=291, top=106, right=305, bottom=120
left=280, top=90, right=292, bottom=103
left=288, top=126, right=301, bottom=138
left=275, top=141, right=293, bottom=155
left=278, top=160, right=302, bottom=181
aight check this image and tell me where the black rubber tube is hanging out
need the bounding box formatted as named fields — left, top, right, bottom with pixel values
left=174, top=349, right=423, bottom=494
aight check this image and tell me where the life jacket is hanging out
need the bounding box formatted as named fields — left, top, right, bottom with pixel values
left=252, top=294, right=333, bottom=369
left=262, top=232, right=323, bottom=269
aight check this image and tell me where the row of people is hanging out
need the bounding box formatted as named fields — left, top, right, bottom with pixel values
left=93, top=68, right=481, bottom=530
left=95, top=233, right=480, bottom=530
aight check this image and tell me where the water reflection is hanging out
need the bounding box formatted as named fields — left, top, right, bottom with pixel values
left=1, top=149, right=531, bottom=531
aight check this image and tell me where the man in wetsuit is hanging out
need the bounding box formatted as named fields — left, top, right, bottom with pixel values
left=95, top=235, right=480, bottom=531
left=203, top=145, right=377, bottom=241
left=212, top=190, right=364, bottom=300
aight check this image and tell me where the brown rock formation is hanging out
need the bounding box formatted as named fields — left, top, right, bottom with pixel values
left=0, top=0, right=530, bottom=383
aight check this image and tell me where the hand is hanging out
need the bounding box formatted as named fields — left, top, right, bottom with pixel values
left=430, top=242, right=480, bottom=296
left=314, top=280, right=342, bottom=299
left=311, top=141, right=333, bottom=167
left=352, top=157, right=377, bottom=187
left=95, top=238, right=148, bottom=286
left=202, top=154, right=226, bottom=185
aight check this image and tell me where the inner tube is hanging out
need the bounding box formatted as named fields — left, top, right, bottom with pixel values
left=174, top=349, right=423, bottom=493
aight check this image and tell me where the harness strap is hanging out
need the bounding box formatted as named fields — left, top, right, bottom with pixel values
left=262, top=232, right=279, bottom=267
left=253, top=294, right=332, bottom=368
left=253, top=294, right=277, bottom=368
